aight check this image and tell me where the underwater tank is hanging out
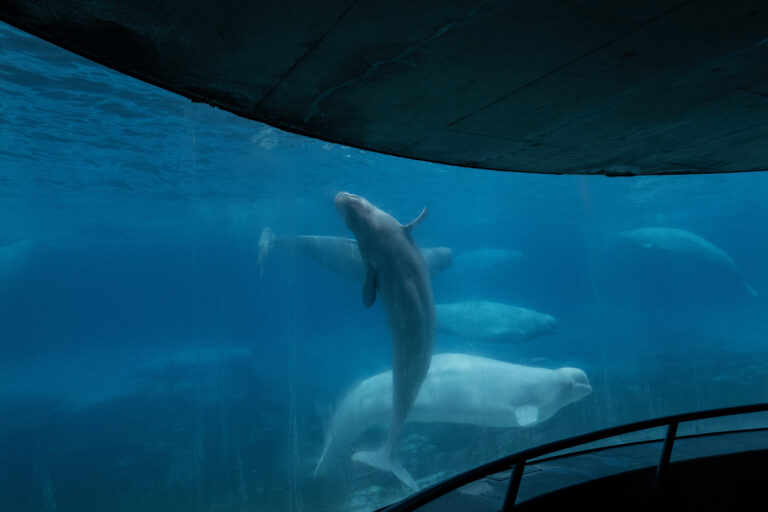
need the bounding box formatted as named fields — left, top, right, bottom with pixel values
left=1, top=3, right=768, bottom=511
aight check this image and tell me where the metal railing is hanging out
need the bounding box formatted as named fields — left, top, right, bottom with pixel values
left=379, top=403, right=768, bottom=511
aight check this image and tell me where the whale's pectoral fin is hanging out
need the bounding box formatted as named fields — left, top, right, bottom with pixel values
left=363, top=265, right=377, bottom=307
left=515, top=405, right=539, bottom=426
left=352, top=448, right=419, bottom=491
left=402, top=207, right=428, bottom=234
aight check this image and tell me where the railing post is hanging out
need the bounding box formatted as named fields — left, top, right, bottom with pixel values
left=501, top=461, right=525, bottom=511
left=654, top=421, right=678, bottom=507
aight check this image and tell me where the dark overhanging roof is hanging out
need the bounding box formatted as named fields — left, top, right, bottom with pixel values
left=1, top=1, right=767, bottom=176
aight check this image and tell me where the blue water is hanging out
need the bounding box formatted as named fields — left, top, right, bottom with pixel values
left=1, top=21, right=768, bottom=511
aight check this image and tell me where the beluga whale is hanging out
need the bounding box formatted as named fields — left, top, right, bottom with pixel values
left=619, top=227, right=759, bottom=298
left=257, top=228, right=453, bottom=280
left=314, top=353, right=592, bottom=479
left=436, top=301, right=558, bottom=343
left=334, top=192, right=435, bottom=491
left=453, top=247, right=522, bottom=273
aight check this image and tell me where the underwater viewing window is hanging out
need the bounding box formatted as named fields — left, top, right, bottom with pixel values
left=1, top=19, right=768, bottom=512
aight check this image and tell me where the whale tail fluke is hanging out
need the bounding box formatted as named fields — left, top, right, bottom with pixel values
left=352, top=447, right=419, bottom=491
left=258, top=228, right=276, bottom=274
left=744, top=281, right=760, bottom=299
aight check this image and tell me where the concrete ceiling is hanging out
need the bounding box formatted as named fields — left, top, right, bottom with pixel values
left=2, top=0, right=767, bottom=175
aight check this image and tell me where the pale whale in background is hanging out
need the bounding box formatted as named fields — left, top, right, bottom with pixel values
left=436, top=301, right=558, bottom=343
left=258, top=228, right=453, bottom=280
left=334, top=192, right=435, bottom=491
left=314, top=353, right=591, bottom=479
left=619, top=227, right=759, bottom=298
left=453, top=247, right=521, bottom=273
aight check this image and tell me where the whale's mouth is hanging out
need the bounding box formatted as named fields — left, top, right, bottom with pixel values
left=578, top=383, right=593, bottom=397
left=335, top=191, right=359, bottom=202
left=334, top=191, right=352, bottom=214
left=574, top=376, right=593, bottom=397
left=546, top=318, right=559, bottom=334
left=334, top=191, right=359, bottom=210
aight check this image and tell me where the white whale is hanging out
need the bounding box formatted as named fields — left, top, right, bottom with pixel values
left=335, top=192, right=435, bottom=491
left=453, top=248, right=521, bottom=273
left=436, top=301, right=558, bottom=343
left=257, top=228, right=453, bottom=280
left=619, top=227, right=759, bottom=298
left=315, top=353, right=591, bottom=479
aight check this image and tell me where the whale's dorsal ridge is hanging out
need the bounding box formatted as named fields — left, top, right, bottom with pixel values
left=402, top=207, right=428, bottom=234
left=363, top=265, right=377, bottom=307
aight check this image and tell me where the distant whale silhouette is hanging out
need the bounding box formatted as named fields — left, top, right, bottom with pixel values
left=436, top=301, right=558, bottom=343
left=453, top=247, right=521, bottom=273
left=619, top=227, right=759, bottom=298
left=314, top=353, right=592, bottom=480
left=334, top=192, right=435, bottom=491
left=258, top=228, right=453, bottom=281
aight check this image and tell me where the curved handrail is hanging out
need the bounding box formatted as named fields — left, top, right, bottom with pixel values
left=379, top=402, right=768, bottom=511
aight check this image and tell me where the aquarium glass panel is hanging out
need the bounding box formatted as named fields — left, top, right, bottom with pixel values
left=1, top=20, right=767, bottom=512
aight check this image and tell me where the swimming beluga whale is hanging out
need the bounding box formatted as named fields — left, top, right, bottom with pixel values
left=453, top=247, right=522, bottom=273
left=334, top=192, right=435, bottom=491
left=257, top=228, right=453, bottom=280
left=436, top=301, right=558, bottom=343
left=619, top=227, right=759, bottom=298
left=314, top=353, right=592, bottom=478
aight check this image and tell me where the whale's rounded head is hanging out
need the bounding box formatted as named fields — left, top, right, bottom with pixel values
left=335, top=192, right=374, bottom=235
left=558, top=367, right=592, bottom=404
left=542, top=315, right=559, bottom=335
left=431, top=247, right=454, bottom=273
